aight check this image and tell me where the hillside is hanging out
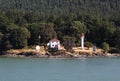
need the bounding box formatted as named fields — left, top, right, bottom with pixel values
left=0, top=0, right=120, bottom=18
left=0, top=0, right=120, bottom=53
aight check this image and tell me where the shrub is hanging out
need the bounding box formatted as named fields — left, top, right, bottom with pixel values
left=102, top=42, right=110, bottom=53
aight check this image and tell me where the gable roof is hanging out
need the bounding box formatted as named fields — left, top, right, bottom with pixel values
left=50, top=38, right=60, bottom=42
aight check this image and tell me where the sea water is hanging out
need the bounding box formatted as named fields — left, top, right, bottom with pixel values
left=0, top=57, right=120, bottom=81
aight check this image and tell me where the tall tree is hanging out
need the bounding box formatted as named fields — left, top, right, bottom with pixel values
left=62, top=36, right=76, bottom=51
left=10, top=27, right=30, bottom=49
left=39, top=23, right=57, bottom=44
left=113, top=28, right=120, bottom=52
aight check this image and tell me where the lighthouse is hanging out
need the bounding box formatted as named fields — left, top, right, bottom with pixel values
left=81, top=33, right=85, bottom=49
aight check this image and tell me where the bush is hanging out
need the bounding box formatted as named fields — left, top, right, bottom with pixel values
left=102, top=42, right=110, bottom=53
left=85, top=41, right=94, bottom=49
left=62, top=36, right=76, bottom=51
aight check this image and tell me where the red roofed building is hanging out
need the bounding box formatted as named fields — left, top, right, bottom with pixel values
left=47, top=38, right=65, bottom=50
left=49, top=38, right=60, bottom=43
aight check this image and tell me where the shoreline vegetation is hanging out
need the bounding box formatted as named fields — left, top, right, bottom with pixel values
left=0, top=0, right=120, bottom=56
left=0, top=48, right=120, bottom=58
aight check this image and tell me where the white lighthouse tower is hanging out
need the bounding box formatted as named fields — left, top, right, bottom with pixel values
left=81, top=33, right=85, bottom=49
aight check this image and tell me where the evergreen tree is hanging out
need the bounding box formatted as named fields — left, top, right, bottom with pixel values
left=10, top=27, right=30, bottom=49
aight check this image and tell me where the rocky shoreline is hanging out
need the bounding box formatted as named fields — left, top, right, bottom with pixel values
left=0, top=49, right=120, bottom=58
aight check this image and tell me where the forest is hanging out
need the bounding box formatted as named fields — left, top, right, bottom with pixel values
left=0, top=0, right=120, bottom=53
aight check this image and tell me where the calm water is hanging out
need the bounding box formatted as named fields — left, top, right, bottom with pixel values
left=0, top=57, right=120, bottom=81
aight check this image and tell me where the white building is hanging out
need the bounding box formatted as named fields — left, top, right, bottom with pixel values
left=47, top=38, right=61, bottom=50
left=47, top=38, right=66, bottom=51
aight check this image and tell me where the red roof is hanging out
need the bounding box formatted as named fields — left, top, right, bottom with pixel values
left=50, top=38, right=60, bottom=42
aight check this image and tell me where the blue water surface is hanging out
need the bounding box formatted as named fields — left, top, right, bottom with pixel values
left=0, top=57, right=120, bottom=81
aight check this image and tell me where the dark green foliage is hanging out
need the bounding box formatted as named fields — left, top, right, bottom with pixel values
left=0, top=32, right=3, bottom=41
left=0, top=0, right=119, bottom=53
left=39, top=23, right=57, bottom=44
left=62, top=36, right=76, bottom=51
left=2, top=40, right=12, bottom=50
left=70, top=21, right=87, bottom=42
left=0, top=34, right=12, bottom=51
left=0, top=32, right=3, bottom=50
left=28, top=23, right=57, bottom=46
left=24, top=12, right=37, bottom=23
left=6, top=11, right=27, bottom=26
left=102, top=42, right=110, bottom=53
left=28, top=23, right=41, bottom=45
left=85, top=42, right=94, bottom=49
left=0, top=0, right=120, bottom=19
left=10, top=27, right=30, bottom=49
left=113, top=28, right=120, bottom=52
left=0, top=14, right=10, bottom=33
